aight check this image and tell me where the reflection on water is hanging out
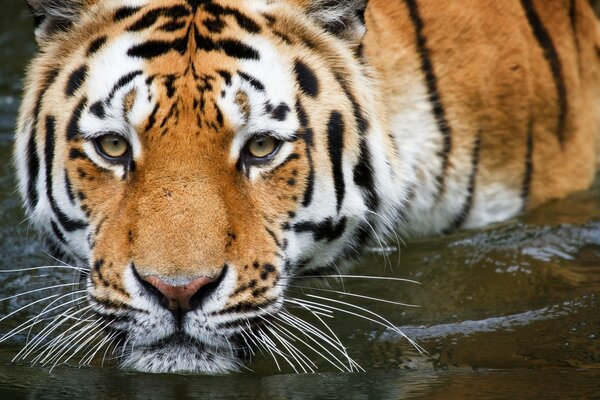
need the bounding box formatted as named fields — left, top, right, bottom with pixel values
left=1, top=1, right=600, bottom=398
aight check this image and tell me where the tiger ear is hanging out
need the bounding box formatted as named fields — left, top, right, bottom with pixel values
left=25, top=0, right=89, bottom=44
left=306, top=0, right=368, bottom=43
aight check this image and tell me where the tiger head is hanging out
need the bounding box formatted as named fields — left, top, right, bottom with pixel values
left=15, top=0, right=406, bottom=373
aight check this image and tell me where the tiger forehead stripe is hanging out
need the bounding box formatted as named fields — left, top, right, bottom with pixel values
left=294, top=60, right=319, bottom=98
left=66, top=65, right=88, bottom=97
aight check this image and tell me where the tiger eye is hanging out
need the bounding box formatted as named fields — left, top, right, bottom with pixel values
left=247, top=136, right=278, bottom=158
left=97, top=134, right=129, bottom=159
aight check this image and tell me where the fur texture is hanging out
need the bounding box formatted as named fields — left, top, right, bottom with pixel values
left=14, top=0, right=600, bottom=373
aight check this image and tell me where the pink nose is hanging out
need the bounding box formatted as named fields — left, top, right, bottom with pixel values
left=143, top=276, right=214, bottom=311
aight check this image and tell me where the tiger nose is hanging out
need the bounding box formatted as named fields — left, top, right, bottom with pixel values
left=143, top=275, right=214, bottom=311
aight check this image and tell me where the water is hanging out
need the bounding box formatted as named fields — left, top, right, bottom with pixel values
left=1, top=2, right=600, bottom=398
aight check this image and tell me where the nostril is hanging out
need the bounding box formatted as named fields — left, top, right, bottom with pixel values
left=132, top=264, right=229, bottom=312
left=143, top=275, right=214, bottom=311
left=189, top=265, right=229, bottom=310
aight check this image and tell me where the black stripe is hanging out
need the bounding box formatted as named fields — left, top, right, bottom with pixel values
left=239, top=72, right=265, bottom=91
left=217, top=298, right=278, bottom=315
left=327, top=111, right=345, bottom=213
left=335, top=73, right=368, bottom=137
left=193, top=27, right=260, bottom=60
left=69, top=148, right=88, bottom=160
left=294, top=60, right=319, bottom=98
left=293, top=217, right=347, bottom=242
left=159, top=20, right=187, bottom=32
left=107, top=71, right=143, bottom=103
left=64, top=171, right=76, bottom=205
left=25, top=133, right=41, bottom=209
left=266, top=228, right=283, bottom=250
left=296, top=100, right=315, bottom=207
left=353, top=139, right=379, bottom=211
left=128, top=37, right=188, bottom=59
left=203, top=3, right=261, bottom=34
left=66, top=65, right=87, bottom=97
left=66, top=98, right=88, bottom=141
left=270, top=102, right=290, bottom=121
left=219, top=39, right=260, bottom=60
left=164, top=75, right=177, bottom=98
left=404, top=0, right=452, bottom=197
left=26, top=69, right=59, bottom=209
left=44, top=115, right=87, bottom=233
left=569, top=0, right=580, bottom=52
left=89, top=101, right=106, bottom=118
left=127, top=6, right=189, bottom=32
left=444, top=132, right=481, bottom=234
left=521, top=0, right=568, bottom=144
left=50, top=220, right=68, bottom=245
left=204, top=17, right=226, bottom=33
left=145, top=103, right=161, bottom=131
left=114, top=6, right=142, bottom=22
left=87, top=36, right=108, bottom=56
left=217, top=70, right=232, bottom=85
left=521, top=122, right=534, bottom=209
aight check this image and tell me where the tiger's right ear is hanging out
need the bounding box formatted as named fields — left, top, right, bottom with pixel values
left=25, top=0, right=89, bottom=44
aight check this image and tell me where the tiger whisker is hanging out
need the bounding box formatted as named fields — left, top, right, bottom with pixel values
left=1, top=293, right=86, bottom=345
left=282, top=300, right=359, bottom=371
left=14, top=306, right=86, bottom=362
left=268, top=316, right=348, bottom=373
left=267, top=321, right=320, bottom=372
left=282, top=300, right=348, bottom=357
left=58, top=318, right=113, bottom=369
left=24, top=307, right=94, bottom=363
left=260, top=319, right=311, bottom=373
left=276, top=310, right=356, bottom=372
left=46, top=319, right=104, bottom=370
left=253, top=327, right=284, bottom=372
left=265, top=320, right=317, bottom=373
left=290, top=274, right=421, bottom=285
left=40, top=316, right=102, bottom=366
left=363, top=207, right=409, bottom=271
left=293, top=295, right=427, bottom=354
left=25, top=290, right=87, bottom=341
left=0, top=293, right=66, bottom=325
left=25, top=310, right=94, bottom=364
left=0, top=265, right=88, bottom=274
left=360, top=214, right=394, bottom=272
left=102, top=335, right=123, bottom=367
left=287, top=285, right=420, bottom=308
left=0, top=282, right=84, bottom=305
left=283, top=304, right=335, bottom=318
left=257, top=326, right=299, bottom=372
left=81, top=329, right=118, bottom=366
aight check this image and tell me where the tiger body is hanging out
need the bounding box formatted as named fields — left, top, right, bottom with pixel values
left=13, top=0, right=600, bottom=373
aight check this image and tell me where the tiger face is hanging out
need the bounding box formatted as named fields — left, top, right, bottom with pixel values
left=16, top=0, right=404, bottom=372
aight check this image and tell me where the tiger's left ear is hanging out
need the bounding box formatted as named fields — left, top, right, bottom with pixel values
left=25, top=0, right=91, bottom=45
left=306, top=0, right=369, bottom=43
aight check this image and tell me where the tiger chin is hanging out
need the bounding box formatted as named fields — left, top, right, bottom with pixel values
left=13, top=0, right=600, bottom=374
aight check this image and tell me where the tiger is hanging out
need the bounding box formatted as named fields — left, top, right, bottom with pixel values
left=12, top=0, right=600, bottom=373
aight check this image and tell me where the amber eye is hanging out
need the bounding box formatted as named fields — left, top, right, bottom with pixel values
left=246, top=136, right=279, bottom=159
left=95, top=134, right=130, bottom=160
